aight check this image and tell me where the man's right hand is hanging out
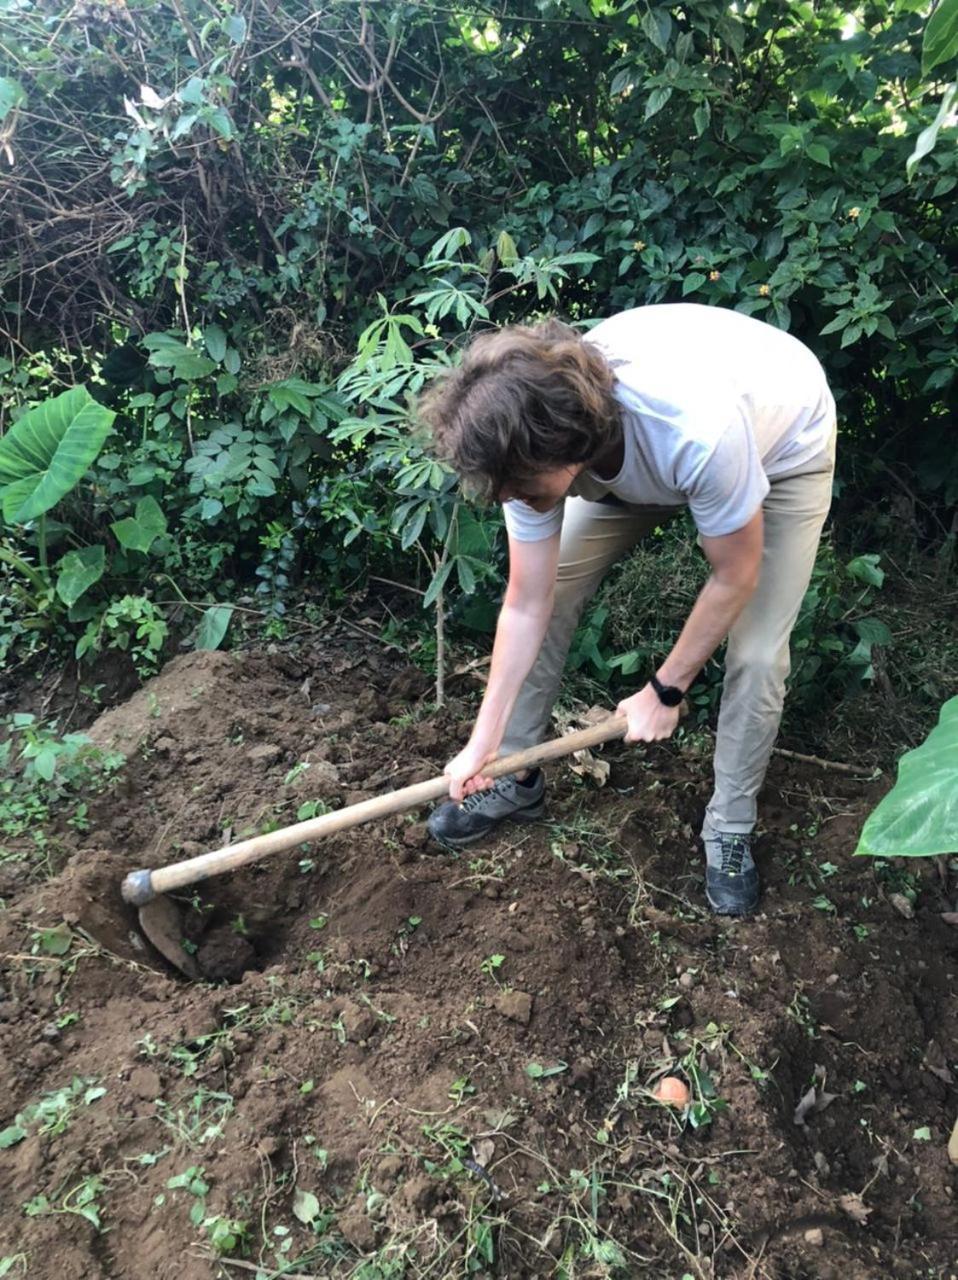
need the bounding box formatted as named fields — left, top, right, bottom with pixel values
left=444, top=740, right=499, bottom=802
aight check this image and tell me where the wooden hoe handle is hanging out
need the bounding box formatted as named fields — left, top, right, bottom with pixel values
left=122, top=715, right=628, bottom=905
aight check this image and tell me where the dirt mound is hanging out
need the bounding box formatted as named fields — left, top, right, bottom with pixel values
left=1, top=638, right=956, bottom=1278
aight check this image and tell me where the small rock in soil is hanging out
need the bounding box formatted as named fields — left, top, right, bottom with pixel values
left=247, top=743, right=282, bottom=765
left=803, top=1227, right=824, bottom=1247
left=154, top=736, right=176, bottom=754
left=197, top=927, right=259, bottom=983
left=494, top=990, right=533, bottom=1025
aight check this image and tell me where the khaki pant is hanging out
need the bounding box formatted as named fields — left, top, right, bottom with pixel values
left=499, top=455, right=835, bottom=837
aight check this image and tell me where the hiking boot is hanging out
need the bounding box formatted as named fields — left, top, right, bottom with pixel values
left=704, top=831, right=760, bottom=917
left=427, top=770, right=546, bottom=849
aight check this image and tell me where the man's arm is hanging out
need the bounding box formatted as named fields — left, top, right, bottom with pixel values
left=444, top=531, right=560, bottom=800
left=617, top=508, right=764, bottom=741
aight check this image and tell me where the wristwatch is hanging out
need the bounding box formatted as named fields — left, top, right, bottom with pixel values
left=650, top=673, right=685, bottom=707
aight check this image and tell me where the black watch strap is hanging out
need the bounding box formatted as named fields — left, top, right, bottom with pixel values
left=650, top=673, right=685, bottom=707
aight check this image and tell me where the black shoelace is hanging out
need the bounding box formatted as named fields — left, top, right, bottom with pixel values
left=718, top=834, right=751, bottom=876
left=460, top=777, right=510, bottom=811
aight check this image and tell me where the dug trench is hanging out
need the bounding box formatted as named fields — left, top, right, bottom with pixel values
left=0, top=643, right=955, bottom=1279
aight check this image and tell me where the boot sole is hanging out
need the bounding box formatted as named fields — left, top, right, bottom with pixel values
left=705, top=888, right=759, bottom=917
left=430, top=801, right=546, bottom=850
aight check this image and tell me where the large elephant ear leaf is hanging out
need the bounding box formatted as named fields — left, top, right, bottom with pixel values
left=855, top=696, right=958, bottom=858
left=0, top=387, right=115, bottom=523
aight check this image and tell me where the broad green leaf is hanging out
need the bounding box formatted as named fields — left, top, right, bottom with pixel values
left=204, top=325, right=227, bottom=362
left=143, top=333, right=216, bottom=381
left=111, top=496, right=167, bottom=554
left=855, top=696, right=958, bottom=858
left=0, top=388, right=114, bottom=523
left=0, top=76, right=25, bottom=122
left=806, top=143, right=831, bottom=167
left=922, top=0, right=958, bottom=75
left=194, top=604, right=233, bottom=650
left=846, top=553, right=884, bottom=587
left=224, top=13, right=247, bottom=44
left=496, top=230, right=518, bottom=265
left=682, top=272, right=707, bottom=295
left=644, top=86, right=672, bottom=120
left=641, top=8, right=669, bottom=54
left=56, top=544, right=105, bottom=607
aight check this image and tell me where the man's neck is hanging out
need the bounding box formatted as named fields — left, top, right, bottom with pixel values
left=589, top=423, right=624, bottom=481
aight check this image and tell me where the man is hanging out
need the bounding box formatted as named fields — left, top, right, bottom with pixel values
left=416, top=303, right=836, bottom=916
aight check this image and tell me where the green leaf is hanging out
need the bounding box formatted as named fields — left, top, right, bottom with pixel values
left=0, top=76, right=25, bottom=122
left=143, top=333, right=216, bottom=381
left=56, top=545, right=106, bottom=607
left=644, top=86, right=672, bottom=120
left=496, top=230, right=518, bottom=265
left=846, top=553, right=885, bottom=588
left=855, top=696, right=958, bottom=858
left=204, top=325, right=227, bottom=362
left=292, top=1188, right=320, bottom=1225
left=0, top=388, right=114, bottom=523
left=206, top=108, right=234, bottom=141
left=194, top=604, right=233, bottom=650
left=224, top=13, right=247, bottom=44
left=922, top=0, right=958, bottom=75
left=111, top=495, right=167, bottom=554
left=0, top=1124, right=27, bottom=1149
left=34, top=748, right=57, bottom=781
left=682, top=272, right=707, bottom=295
left=525, top=1061, right=569, bottom=1079
left=38, top=924, right=73, bottom=955
left=806, top=143, right=831, bottom=167
left=641, top=8, right=669, bottom=54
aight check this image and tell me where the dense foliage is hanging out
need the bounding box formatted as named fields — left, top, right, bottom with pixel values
left=0, top=0, right=955, bottom=696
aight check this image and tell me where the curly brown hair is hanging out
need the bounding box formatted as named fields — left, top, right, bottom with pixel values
left=416, top=318, right=621, bottom=502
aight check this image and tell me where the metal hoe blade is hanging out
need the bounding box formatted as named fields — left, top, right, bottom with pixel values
left=137, top=896, right=202, bottom=979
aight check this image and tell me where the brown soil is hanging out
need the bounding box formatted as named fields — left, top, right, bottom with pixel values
left=1, top=642, right=955, bottom=1279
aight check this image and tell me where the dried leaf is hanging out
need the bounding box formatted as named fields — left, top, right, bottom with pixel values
left=139, top=84, right=168, bottom=110
left=922, top=1039, right=954, bottom=1085
left=837, top=1192, right=871, bottom=1225
left=292, top=1187, right=320, bottom=1225
left=553, top=706, right=616, bottom=788
left=948, top=1116, right=958, bottom=1165
left=793, top=1065, right=837, bottom=1127
left=888, top=892, right=915, bottom=920
left=471, top=1137, right=495, bottom=1168
left=568, top=748, right=611, bottom=787
left=123, top=96, right=147, bottom=128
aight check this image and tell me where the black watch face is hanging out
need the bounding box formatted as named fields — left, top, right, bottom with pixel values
left=661, top=685, right=684, bottom=707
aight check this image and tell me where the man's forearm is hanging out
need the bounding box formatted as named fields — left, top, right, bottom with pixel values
left=470, top=599, right=554, bottom=751
left=657, top=574, right=757, bottom=690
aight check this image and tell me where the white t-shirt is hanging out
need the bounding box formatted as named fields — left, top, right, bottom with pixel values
left=503, top=304, right=836, bottom=542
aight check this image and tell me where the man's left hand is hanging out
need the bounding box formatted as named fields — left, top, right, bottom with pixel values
left=616, top=684, right=682, bottom=743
